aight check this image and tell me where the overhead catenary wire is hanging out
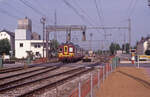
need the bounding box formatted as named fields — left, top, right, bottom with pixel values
left=19, top=0, right=45, bottom=16
left=63, top=0, right=94, bottom=26
left=94, top=0, right=108, bottom=40
left=94, top=0, right=103, bottom=25
left=0, top=1, right=42, bottom=32
left=72, top=0, right=98, bottom=26
left=71, top=0, right=103, bottom=34
left=0, top=8, right=20, bottom=19
left=31, top=0, right=54, bottom=24
left=128, top=0, right=139, bottom=18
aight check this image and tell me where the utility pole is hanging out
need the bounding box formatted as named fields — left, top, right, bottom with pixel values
left=54, top=10, right=57, bottom=40
left=40, top=17, right=46, bottom=58
left=90, top=33, right=93, bottom=50
left=124, top=31, right=126, bottom=52
left=128, top=18, right=131, bottom=47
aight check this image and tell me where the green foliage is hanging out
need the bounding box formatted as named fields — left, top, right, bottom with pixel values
left=0, top=39, right=11, bottom=55
left=50, top=39, right=59, bottom=57
left=109, top=42, right=121, bottom=55
left=96, top=50, right=102, bottom=55
left=122, top=43, right=130, bottom=53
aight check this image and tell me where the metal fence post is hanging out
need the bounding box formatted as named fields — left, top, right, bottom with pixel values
left=0, top=58, right=3, bottom=69
left=111, top=64, right=113, bottom=72
left=138, top=55, right=140, bottom=69
left=115, top=57, right=117, bottom=69
left=78, top=81, right=81, bottom=97
left=103, top=66, right=105, bottom=83
left=98, top=69, right=100, bottom=88
left=90, top=73, right=93, bottom=97
left=108, top=64, right=110, bottom=73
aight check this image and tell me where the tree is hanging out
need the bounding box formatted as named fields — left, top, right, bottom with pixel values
left=96, top=49, right=102, bottom=55
left=125, top=43, right=130, bottom=53
left=50, top=39, right=59, bottom=57
left=109, top=42, right=121, bottom=55
left=122, top=43, right=130, bottom=54
left=0, top=39, right=11, bottom=55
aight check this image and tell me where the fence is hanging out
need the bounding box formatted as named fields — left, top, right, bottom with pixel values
left=68, top=57, right=118, bottom=97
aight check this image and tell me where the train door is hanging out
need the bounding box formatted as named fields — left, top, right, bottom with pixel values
left=64, top=45, right=68, bottom=55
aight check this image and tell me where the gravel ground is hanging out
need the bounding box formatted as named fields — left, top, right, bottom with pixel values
left=96, top=67, right=150, bottom=97
left=0, top=67, right=83, bottom=97
left=0, top=67, right=70, bottom=89
left=0, top=66, right=44, bottom=78
left=36, top=68, right=98, bottom=97
left=0, top=67, right=55, bottom=85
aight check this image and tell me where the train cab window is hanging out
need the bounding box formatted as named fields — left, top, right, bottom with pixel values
left=64, top=47, right=67, bottom=52
left=69, top=47, right=73, bottom=52
left=59, top=48, right=63, bottom=52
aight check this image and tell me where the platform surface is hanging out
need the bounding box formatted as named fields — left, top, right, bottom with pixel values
left=96, top=66, right=150, bottom=97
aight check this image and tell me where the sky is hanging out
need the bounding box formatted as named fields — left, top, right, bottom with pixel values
left=0, top=0, right=150, bottom=50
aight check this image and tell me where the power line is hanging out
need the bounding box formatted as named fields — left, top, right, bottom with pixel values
left=2, top=1, right=25, bottom=16
left=72, top=0, right=97, bottom=26
left=0, top=8, right=20, bottom=19
left=63, top=0, right=93, bottom=26
left=94, top=0, right=108, bottom=40
left=125, top=0, right=139, bottom=18
left=126, top=0, right=134, bottom=14
left=31, top=0, right=54, bottom=24
left=19, top=0, right=45, bottom=16
left=94, top=0, right=103, bottom=25
left=128, top=0, right=139, bottom=18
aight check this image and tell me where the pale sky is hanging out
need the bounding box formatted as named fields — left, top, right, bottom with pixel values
left=0, top=0, right=150, bottom=50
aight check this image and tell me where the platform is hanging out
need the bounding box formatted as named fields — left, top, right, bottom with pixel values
left=95, top=67, right=150, bottom=97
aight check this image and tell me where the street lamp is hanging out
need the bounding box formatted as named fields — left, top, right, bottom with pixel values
left=40, top=17, right=46, bottom=58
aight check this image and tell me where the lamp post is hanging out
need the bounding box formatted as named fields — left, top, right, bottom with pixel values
left=40, top=17, right=46, bottom=58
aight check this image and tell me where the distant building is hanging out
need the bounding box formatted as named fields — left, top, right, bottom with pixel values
left=148, top=0, right=150, bottom=6
left=0, top=29, right=15, bottom=52
left=31, top=32, right=41, bottom=40
left=18, top=17, right=32, bottom=32
left=136, top=36, right=150, bottom=55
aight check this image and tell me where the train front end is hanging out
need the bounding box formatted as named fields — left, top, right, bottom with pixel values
left=58, top=44, right=75, bottom=62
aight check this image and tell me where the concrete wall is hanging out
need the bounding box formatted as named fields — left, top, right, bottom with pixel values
left=15, top=40, right=31, bottom=58
left=15, top=40, right=46, bottom=59
left=15, top=29, right=31, bottom=40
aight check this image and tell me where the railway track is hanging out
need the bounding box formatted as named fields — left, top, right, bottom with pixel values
left=0, top=66, right=93, bottom=97
left=0, top=62, right=62, bottom=74
left=0, top=62, right=66, bottom=86
left=0, top=66, right=59, bottom=88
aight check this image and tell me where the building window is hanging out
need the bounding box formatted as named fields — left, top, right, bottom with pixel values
left=38, top=44, right=41, bottom=48
left=34, top=44, right=37, bottom=48
left=20, top=43, right=23, bottom=47
left=36, top=52, right=39, bottom=56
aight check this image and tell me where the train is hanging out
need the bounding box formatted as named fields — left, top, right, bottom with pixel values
left=58, top=42, right=84, bottom=62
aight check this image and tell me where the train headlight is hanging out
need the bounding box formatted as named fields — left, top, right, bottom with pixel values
left=69, top=47, right=73, bottom=52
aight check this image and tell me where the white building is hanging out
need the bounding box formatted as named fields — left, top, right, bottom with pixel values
left=137, top=37, right=150, bottom=55
left=15, top=28, right=48, bottom=59
left=0, top=29, right=15, bottom=52
left=15, top=40, right=48, bottom=59
left=15, top=29, right=31, bottom=40
left=15, top=17, right=49, bottom=59
left=15, top=29, right=48, bottom=59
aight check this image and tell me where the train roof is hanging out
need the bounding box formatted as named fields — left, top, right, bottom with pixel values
left=60, top=42, right=80, bottom=48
